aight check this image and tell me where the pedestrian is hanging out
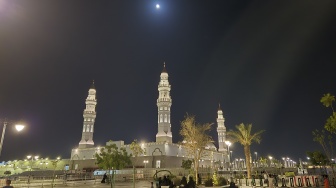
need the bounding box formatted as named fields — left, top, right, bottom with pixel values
left=229, top=181, right=236, bottom=188
left=3, top=179, right=14, bottom=188
left=324, top=175, right=330, bottom=188
left=101, top=173, right=107, bottom=183
left=150, top=181, right=154, bottom=188
left=268, top=174, right=274, bottom=188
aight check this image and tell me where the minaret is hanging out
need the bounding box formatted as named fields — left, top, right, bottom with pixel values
left=217, top=104, right=226, bottom=152
left=156, top=63, right=173, bottom=143
left=79, top=81, right=97, bottom=148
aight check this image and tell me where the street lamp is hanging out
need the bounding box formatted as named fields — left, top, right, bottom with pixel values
left=225, top=141, right=231, bottom=170
left=268, top=156, right=273, bottom=167
left=27, top=155, right=39, bottom=187
left=27, top=155, right=39, bottom=170
left=0, top=120, right=25, bottom=157
left=143, top=160, right=149, bottom=168
left=254, top=152, right=258, bottom=167
left=225, top=141, right=231, bottom=159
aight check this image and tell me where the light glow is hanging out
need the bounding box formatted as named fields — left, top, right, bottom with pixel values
left=156, top=4, right=160, bottom=9
left=15, top=125, right=25, bottom=132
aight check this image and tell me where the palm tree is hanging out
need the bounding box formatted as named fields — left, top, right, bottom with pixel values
left=227, top=123, right=265, bottom=178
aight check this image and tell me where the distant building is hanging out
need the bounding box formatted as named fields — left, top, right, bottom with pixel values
left=70, top=63, right=230, bottom=170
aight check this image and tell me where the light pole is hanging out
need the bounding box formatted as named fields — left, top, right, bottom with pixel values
left=0, top=120, right=25, bottom=157
left=254, top=152, right=258, bottom=167
left=225, top=141, right=231, bottom=172
left=52, top=157, right=61, bottom=188
left=27, top=155, right=39, bottom=187
left=143, top=160, right=148, bottom=168
left=268, top=156, right=273, bottom=167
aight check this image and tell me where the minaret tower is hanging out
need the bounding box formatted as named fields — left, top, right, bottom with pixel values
left=156, top=63, right=173, bottom=143
left=79, top=81, right=97, bottom=148
left=217, top=104, right=227, bottom=152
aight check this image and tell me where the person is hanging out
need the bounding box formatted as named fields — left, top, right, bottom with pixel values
left=324, top=175, right=330, bottom=188
left=3, top=179, right=14, bottom=188
left=268, top=174, right=274, bottom=188
left=150, top=181, right=154, bottom=188
left=229, top=179, right=236, bottom=188
left=101, top=173, right=107, bottom=183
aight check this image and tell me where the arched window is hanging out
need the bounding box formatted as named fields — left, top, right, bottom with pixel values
left=160, top=114, right=163, bottom=122
left=90, top=125, right=93, bottom=132
left=83, top=125, right=86, bottom=132
left=164, top=114, right=167, bottom=122
left=86, top=125, right=90, bottom=132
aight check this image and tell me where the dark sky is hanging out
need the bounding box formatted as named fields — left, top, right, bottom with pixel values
left=1, top=1, right=336, bottom=163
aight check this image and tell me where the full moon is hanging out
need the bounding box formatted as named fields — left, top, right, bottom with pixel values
left=156, top=4, right=160, bottom=9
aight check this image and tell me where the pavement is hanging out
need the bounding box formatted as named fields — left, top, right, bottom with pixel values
left=7, top=180, right=326, bottom=188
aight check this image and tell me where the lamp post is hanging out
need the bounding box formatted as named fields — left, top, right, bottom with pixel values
left=27, top=155, right=39, bottom=188
left=225, top=141, right=232, bottom=175
left=254, top=152, right=258, bottom=167
left=0, top=120, right=25, bottom=157
left=52, top=157, right=61, bottom=188
left=143, top=160, right=148, bottom=168
left=268, top=156, right=273, bottom=167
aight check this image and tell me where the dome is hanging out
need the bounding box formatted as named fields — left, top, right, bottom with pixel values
left=205, top=142, right=217, bottom=151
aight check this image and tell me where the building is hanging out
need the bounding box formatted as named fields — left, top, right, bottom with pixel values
left=70, top=64, right=230, bottom=170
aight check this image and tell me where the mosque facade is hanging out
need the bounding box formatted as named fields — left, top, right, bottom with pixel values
left=70, top=64, right=230, bottom=170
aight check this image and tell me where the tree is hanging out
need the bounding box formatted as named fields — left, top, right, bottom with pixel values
left=318, top=93, right=336, bottom=177
left=181, top=159, right=193, bottom=170
left=312, top=129, right=335, bottom=176
left=227, top=123, right=265, bottom=179
left=307, top=151, right=329, bottom=166
left=180, top=114, right=213, bottom=184
left=129, top=139, right=144, bottom=188
left=95, top=141, right=132, bottom=188
left=51, top=157, right=61, bottom=188
left=307, top=151, right=329, bottom=175
left=321, top=93, right=336, bottom=133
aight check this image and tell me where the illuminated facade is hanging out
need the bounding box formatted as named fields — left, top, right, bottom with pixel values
left=78, top=81, right=97, bottom=148
left=156, top=63, right=173, bottom=143
left=217, top=104, right=227, bottom=152
left=71, top=64, right=229, bottom=169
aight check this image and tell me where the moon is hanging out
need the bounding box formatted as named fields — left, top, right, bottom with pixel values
left=156, top=4, right=160, bottom=9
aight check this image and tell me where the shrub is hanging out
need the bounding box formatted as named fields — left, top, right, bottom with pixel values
left=172, top=177, right=181, bottom=186
left=198, top=174, right=202, bottom=185
left=218, top=177, right=228, bottom=186
left=188, top=176, right=196, bottom=187
left=204, top=178, right=213, bottom=187
left=180, top=176, right=187, bottom=187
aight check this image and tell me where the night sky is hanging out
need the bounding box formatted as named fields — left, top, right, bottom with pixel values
left=1, top=1, right=336, bottom=163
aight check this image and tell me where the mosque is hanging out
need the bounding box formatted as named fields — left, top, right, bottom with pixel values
left=70, top=64, right=230, bottom=171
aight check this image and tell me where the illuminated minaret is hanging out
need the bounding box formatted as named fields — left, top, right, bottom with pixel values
left=217, top=104, right=227, bottom=152
left=79, top=81, right=97, bottom=148
left=156, top=63, right=172, bottom=143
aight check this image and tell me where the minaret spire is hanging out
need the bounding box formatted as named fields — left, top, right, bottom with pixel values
left=156, top=63, right=172, bottom=143
left=217, top=104, right=226, bottom=152
left=79, top=82, right=97, bottom=148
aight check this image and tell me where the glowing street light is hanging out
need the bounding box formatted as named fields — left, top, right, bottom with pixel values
left=254, top=152, right=258, bottom=167
left=143, top=160, right=149, bottom=168
left=225, top=141, right=232, bottom=173
left=0, top=119, right=25, bottom=157
left=269, top=156, right=273, bottom=167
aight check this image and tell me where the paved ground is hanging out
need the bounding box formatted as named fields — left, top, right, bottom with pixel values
left=8, top=180, right=326, bottom=188
left=11, top=180, right=153, bottom=188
